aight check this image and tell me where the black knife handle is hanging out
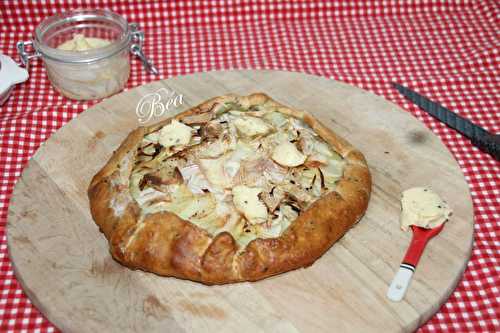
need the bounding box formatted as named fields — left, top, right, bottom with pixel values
left=470, top=133, right=500, bottom=161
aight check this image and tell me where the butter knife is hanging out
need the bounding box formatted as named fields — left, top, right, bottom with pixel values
left=393, top=83, right=500, bottom=161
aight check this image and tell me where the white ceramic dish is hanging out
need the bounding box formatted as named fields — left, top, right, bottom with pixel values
left=0, top=54, right=29, bottom=105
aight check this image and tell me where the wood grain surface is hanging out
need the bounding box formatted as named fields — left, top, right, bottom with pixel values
left=7, top=70, right=474, bottom=333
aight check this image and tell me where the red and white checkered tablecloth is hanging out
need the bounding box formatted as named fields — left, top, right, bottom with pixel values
left=0, top=0, right=498, bottom=332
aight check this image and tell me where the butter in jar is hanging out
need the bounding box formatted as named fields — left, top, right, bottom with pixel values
left=57, top=34, right=111, bottom=51
left=17, top=9, right=157, bottom=101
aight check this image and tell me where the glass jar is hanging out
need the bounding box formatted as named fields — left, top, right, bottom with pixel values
left=17, top=9, right=157, bottom=100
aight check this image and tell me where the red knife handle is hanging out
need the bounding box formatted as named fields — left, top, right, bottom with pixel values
left=402, top=225, right=445, bottom=268
left=402, top=236, right=429, bottom=268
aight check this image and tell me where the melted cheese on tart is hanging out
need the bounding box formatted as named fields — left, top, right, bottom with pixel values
left=232, top=185, right=268, bottom=224
left=233, top=116, right=272, bottom=137
left=272, top=141, right=306, bottom=167
left=128, top=101, right=345, bottom=248
left=158, top=120, right=193, bottom=148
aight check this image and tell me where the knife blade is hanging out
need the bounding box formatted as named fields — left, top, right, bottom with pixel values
left=393, top=83, right=500, bottom=161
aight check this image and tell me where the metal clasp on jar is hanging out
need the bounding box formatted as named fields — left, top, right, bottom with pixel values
left=16, top=41, right=41, bottom=71
left=129, top=23, right=158, bottom=75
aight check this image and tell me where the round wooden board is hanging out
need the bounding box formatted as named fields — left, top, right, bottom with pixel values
left=7, top=70, right=473, bottom=333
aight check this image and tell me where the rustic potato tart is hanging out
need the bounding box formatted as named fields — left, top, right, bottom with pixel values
left=88, top=93, right=371, bottom=284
